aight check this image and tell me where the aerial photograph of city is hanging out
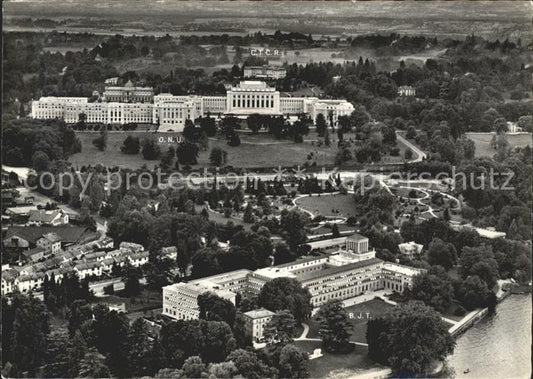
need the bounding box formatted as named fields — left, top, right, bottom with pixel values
left=1, top=0, right=532, bottom=378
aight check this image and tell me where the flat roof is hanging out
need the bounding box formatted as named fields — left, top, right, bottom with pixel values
left=383, top=263, right=424, bottom=277
left=244, top=308, right=275, bottom=319
left=297, top=257, right=383, bottom=282
left=191, top=269, right=251, bottom=285
left=347, top=233, right=369, bottom=242
left=274, top=255, right=326, bottom=269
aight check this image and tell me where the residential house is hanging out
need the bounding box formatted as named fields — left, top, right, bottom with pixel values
left=36, top=232, right=62, bottom=254
left=4, top=226, right=98, bottom=249
left=128, top=251, right=149, bottom=267
left=398, top=241, right=424, bottom=256
left=74, top=261, right=103, bottom=279
left=22, top=247, right=47, bottom=262
left=1, top=269, right=18, bottom=295
left=28, top=209, right=69, bottom=226
left=84, top=251, right=107, bottom=262
left=16, top=272, right=46, bottom=293
left=119, top=241, right=144, bottom=253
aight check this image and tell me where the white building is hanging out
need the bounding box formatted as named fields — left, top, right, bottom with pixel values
left=162, top=235, right=424, bottom=320
left=243, top=308, right=275, bottom=341
left=244, top=66, right=286, bottom=80
left=28, top=209, right=69, bottom=226
left=103, top=80, right=154, bottom=103
left=398, top=85, right=416, bottom=97
left=32, top=81, right=353, bottom=132
left=105, top=77, right=119, bottom=85
left=162, top=281, right=236, bottom=320
left=226, top=81, right=281, bottom=115
left=398, top=241, right=423, bottom=256
left=31, top=97, right=88, bottom=120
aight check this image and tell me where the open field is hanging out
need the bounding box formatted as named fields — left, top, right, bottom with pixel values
left=70, top=131, right=338, bottom=170
left=308, top=298, right=396, bottom=343
left=465, top=132, right=532, bottom=158
left=199, top=137, right=336, bottom=169
left=5, top=1, right=531, bottom=40
left=70, top=131, right=163, bottom=169
left=295, top=194, right=356, bottom=219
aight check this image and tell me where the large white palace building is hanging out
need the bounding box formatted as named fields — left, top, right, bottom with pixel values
left=31, top=80, right=354, bottom=131
left=162, top=234, right=424, bottom=321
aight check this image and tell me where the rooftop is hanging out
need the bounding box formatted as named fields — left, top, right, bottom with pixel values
left=28, top=209, right=63, bottom=223
left=5, top=226, right=97, bottom=245
left=297, top=257, right=383, bottom=283
left=382, top=262, right=425, bottom=277
left=244, top=308, right=275, bottom=319
left=232, top=81, right=275, bottom=91
left=347, top=233, right=369, bottom=242
left=245, top=65, right=286, bottom=71
left=40, top=232, right=61, bottom=243
left=191, top=269, right=251, bottom=285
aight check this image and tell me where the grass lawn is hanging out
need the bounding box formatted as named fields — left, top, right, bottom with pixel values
left=293, top=341, right=385, bottom=378
left=294, top=194, right=357, bottom=218
left=70, top=131, right=170, bottom=169
left=197, top=134, right=336, bottom=169
left=391, top=187, right=427, bottom=199
left=308, top=298, right=396, bottom=343
left=465, top=132, right=532, bottom=158
left=70, top=131, right=337, bottom=170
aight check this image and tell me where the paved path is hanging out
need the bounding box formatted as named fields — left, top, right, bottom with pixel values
left=396, top=132, right=427, bottom=163
left=295, top=323, right=310, bottom=341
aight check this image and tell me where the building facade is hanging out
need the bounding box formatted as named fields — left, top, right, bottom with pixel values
left=243, top=308, right=275, bottom=341
left=32, top=81, right=353, bottom=132
left=397, top=85, right=416, bottom=97
left=244, top=66, right=286, bottom=80
left=162, top=281, right=236, bottom=320
left=36, top=233, right=62, bottom=254
left=162, top=235, right=424, bottom=321
left=103, top=80, right=154, bottom=103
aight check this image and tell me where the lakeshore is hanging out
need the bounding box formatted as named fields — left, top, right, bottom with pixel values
left=447, top=294, right=531, bottom=379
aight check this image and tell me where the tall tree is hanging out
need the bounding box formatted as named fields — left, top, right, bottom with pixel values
left=315, top=113, right=327, bottom=137
left=122, top=264, right=142, bottom=297
left=198, top=292, right=237, bottom=327
left=77, top=348, right=111, bottom=378
left=8, top=295, right=50, bottom=375
left=258, top=277, right=312, bottom=324
left=226, top=349, right=275, bottom=379
left=278, top=344, right=310, bottom=379
left=315, top=299, right=353, bottom=353
left=426, top=238, right=457, bottom=270
left=264, top=310, right=297, bottom=345
left=128, top=318, right=165, bottom=376
left=405, top=266, right=454, bottom=312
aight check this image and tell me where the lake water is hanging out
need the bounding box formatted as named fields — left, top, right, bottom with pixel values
left=447, top=294, right=532, bottom=379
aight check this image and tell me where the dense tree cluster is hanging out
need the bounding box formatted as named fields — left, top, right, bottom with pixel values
left=367, top=301, right=455, bottom=376
left=258, top=277, right=312, bottom=324
left=3, top=117, right=81, bottom=168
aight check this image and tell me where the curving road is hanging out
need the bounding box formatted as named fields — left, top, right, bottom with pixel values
left=396, top=132, right=427, bottom=163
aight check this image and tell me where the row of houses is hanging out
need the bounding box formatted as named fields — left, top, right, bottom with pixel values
left=1, top=240, right=149, bottom=295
